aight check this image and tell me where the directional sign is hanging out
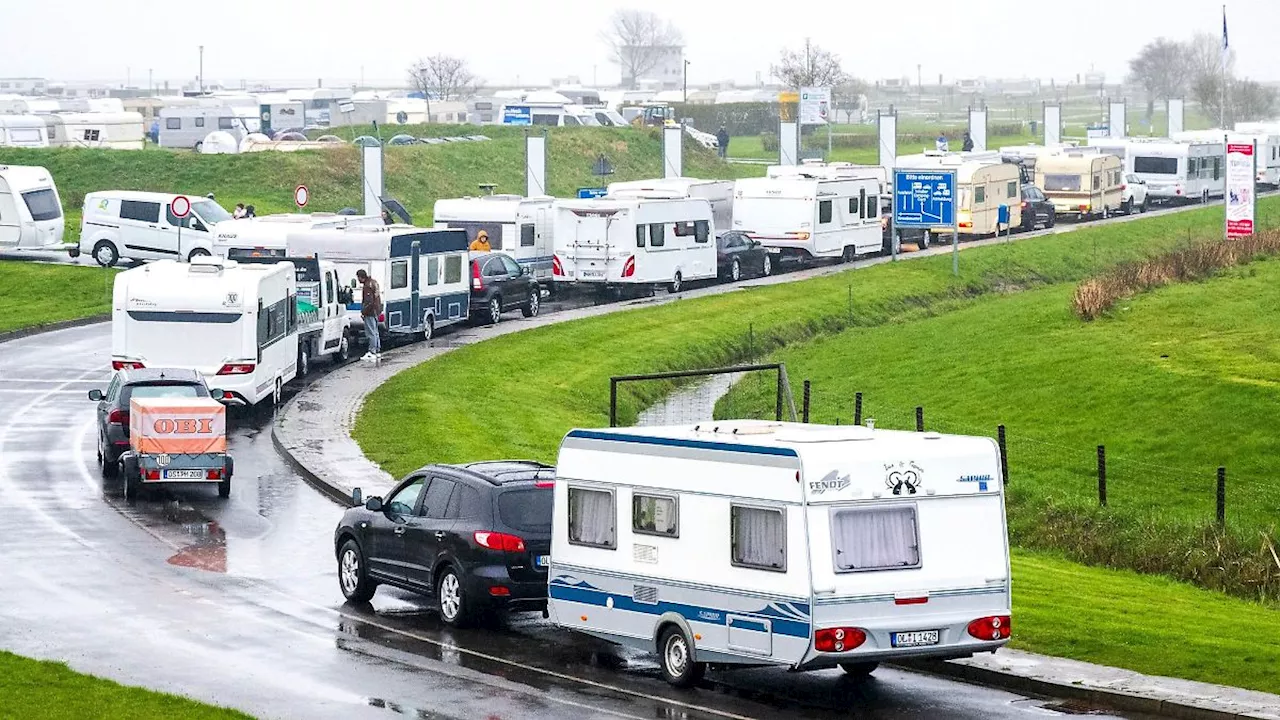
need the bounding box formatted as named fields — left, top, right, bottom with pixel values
left=294, top=184, right=309, bottom=208
left=502, top=105, right=532, bottom=126
left=577, top=187, right=608, bottom=199
left=171, top=195, right=191, bottom=219
left=893, top=170, right=956, bottom=228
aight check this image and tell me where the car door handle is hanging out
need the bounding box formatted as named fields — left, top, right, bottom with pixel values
left=393, top=526, right=406, bottom=535
left=434, top=531, right=445, bottom=539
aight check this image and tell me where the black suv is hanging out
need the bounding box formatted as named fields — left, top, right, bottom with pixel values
left=469, top=252, right=540, bottom=324
left=333, top=460, right=554, bottom=626
left=89, top=368, right=217, bottom=478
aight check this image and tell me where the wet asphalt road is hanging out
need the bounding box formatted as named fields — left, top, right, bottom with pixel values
left=0, top=325, right=1162, bottom=719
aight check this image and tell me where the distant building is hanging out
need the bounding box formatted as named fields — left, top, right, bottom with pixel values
left=624, top=45, right=684, bottom=90
left=0, top=77, right=47, bottom=95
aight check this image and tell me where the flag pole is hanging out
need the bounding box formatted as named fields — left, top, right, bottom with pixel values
left=1221, top=4, right=1228, bottom=128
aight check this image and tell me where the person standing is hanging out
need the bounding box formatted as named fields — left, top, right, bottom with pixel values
left=469, top=230, right=491, bottom=252
left=356, top=269, right=383, bottom=362
left=716, top=126, right=730, bottom=159
left=962, top=131, right=975, bottom=152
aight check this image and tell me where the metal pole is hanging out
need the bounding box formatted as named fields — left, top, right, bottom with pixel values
left=915, top=406, right=924, bottom=432
left=609, top=380, right=618, bottom=427
left=952, top=228, right=959, bottom=276
left=775, top=367, right=784, bottom=422
left=997, top=425, right=1008, bottom=485
left=198, top=45, right=204, bottom=95
left=802, top=381, right=811, bottom=423
left=1097, top=445, right=1107, bottom=507
left=854, top=392, right=863, bottom=426
left=1216, top=467, right=1226, bottom=527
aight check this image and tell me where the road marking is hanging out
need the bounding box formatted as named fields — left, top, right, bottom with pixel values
left=0, top=377, right=106, bottom=383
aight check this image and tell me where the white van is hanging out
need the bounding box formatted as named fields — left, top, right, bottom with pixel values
left=75, top=191, right=233, bottom=266
left=213, top=213, right=386, bottom=259
left=553, top=197, right=717, bottom=293
left=43, top=112, right=145, bottom=150
left=0, top=115, right=50, bottom=148
left=111, top=257, right=299, bottom=406
left=433, top=195, right=556, bottom=283
left=549, top=421, right=1012, bottom=687
left=732, top=176, right=882, bottom=261
left=1127, top=139, right=1224, bottom=204
left=0, top=165, right=65, bottom=251
left=606, top=178, right=735, bottom=239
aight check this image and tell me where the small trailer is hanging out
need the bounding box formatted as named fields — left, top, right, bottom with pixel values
left=119, top=396, right=233, bottom=500
left=548, top=420, right=1012, bottom=687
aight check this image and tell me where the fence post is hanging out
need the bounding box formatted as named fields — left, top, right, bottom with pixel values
left=802, top=380, right=811, bottom=423
left=997, top=424, right=1008, bottom=485
left=609, top=379, right=618, bottom=427
left=774, top=366, right=784, bottom=421
left=915, top=406, right=924, bottom=432
left=1216, top=467, right=1226, bottom=527
left=748, top=323, right=755, bottom=358
left=1096, top=445, right=1107, bottom=507
left=854, top=392, right=863, bottom=426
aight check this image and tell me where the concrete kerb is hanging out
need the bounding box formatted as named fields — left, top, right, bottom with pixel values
left=0, top=315, right=109, bottom=345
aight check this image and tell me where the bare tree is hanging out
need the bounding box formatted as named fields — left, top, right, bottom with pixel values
left=1127, top=38, right=1190, bottom=119
left=601, top=10, right=684, bottom=89
left=833, top=77, right=870, bottom=123
left=770, top=38, right=849, bottom=89
left=1194, top=75, right=1278, bottom=125
left=1183, top=32, right=1235, bottom=87
left=407, top=55, right=480, bottom=116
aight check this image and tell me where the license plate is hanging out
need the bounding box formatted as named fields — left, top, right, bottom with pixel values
left=534, top=555, right=549, bottom=568
left=581, top=270, right=604, bottom=278
left=162, top=469, right=205, bottom=480
left=891, top=630, right=940, bottom=648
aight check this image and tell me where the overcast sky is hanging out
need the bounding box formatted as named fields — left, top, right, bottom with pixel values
left=3, top=0, right=1277, bottom=89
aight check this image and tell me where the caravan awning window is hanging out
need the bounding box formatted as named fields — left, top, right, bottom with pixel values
left=731, top=504, right=786, bottom=572
left=831, top=505, right=921, bottom=572
left=568, top=486, right=616, bottom=549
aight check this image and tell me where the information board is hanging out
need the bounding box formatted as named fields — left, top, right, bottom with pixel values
left=1226, top=142, right=1256, bottom=238
left=893, top=170, right=956, bottom=228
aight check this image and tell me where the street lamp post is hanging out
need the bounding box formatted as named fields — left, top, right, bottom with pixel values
left=683, top=59, right=690, bottom=103
left=198, top=45, right=204, bottom=95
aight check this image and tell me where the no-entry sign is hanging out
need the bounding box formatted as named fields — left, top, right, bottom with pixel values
left=294, top=184, right=309, bottom=208
left=171, top=195, right=191, bottom=218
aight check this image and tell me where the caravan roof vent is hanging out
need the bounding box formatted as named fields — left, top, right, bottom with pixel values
left=692, top=420, right=782, bottom=436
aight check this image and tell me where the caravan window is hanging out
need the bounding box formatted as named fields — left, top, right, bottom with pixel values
left=818, top=200, right=833, bottom=224
left=1043, top=175, right=1080, bottom=192
left=632, top=492, right=678, bottom=538
left=444, top=255, right=463, bottom=283
left=673, top=221, right=695, bottom=237
left=831, top=504, right=921, bottom=572
left=635, top=225, right=646, bottom=248
left=120, top=200, right=160, bottom=223
left=849, top=197, right=859, bottom=217
left=166, top=117, right=181, bottom=129
left=427, top=257, right=439, bottom=285
left=1133, top=156, right=1177, bottom=174
left=1212, top=156, right=1222, bottom=180
left=694, top=220, right=709, bottom=243
left=1007, top=181, right=1018, bottom=198
left=218, top=117, right=235, bottom=130
left=1092, top=174, right=1101, bottom=190
left=730, top=504, right=786, bottom=572
left=568, top=486, right=616, bottom=549
left=649, top=223, right=665, bottom=247
left=195, top=117, right=205, bottom=128
left=22, top=189, right=62, bottom=221
left=866, top=195, right=878, bottom=219
left=520, top=224, right=535, bottom=247
left=974, top=186, right=986, bottom=204
left=390, top=260, right=409, bottom=289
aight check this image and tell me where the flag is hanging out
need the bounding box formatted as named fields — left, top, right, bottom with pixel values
left=1222, top=5, right=1229, bottom=69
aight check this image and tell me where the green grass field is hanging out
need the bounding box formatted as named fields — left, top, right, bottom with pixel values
left=0, top=262, right=116, bottom=333
left=0, top=651, right=250, bottom=719
left=727, top=131, right=1040, bottom=163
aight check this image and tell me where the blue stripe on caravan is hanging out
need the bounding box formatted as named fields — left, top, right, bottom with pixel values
left=565, top=429, right=799, bottom=458
left=549, top=581, right=811, bottom=639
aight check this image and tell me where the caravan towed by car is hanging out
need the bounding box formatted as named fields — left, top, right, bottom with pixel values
left=0, top=165, right=65, bottom=251
left=731, top=174, right=882, bottom=261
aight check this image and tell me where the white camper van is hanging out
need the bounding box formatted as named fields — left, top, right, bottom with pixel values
left=0, top=165, right=65, bottom=251
left=158, top=106, right=248, bottom=149
left=549, top=421, right=1012, bottom=687
left=0, top=115, right=50, bottom=148
left=606, top=178, right=735, bottom=238
left=43, top=112, right=145, bottom=150
left=213, top=213, right=386, bottom=259
left=552, top=197, right=717, bottom=292
left=111, top=258, right=299, bottom=406
left=433, top=195, right=556, bottom=282
left=75, top=191, right=233, bottom=266
left=286, top=226, right=471, bottom=339
left=1174, top=129, right=1280, bottom=188
left=1126, top=139, right=1224, bottom=204
left=731, top=176, right=882, bottom=261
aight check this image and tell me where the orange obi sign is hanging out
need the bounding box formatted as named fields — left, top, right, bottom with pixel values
left=129, top=397, right=227, bottom=454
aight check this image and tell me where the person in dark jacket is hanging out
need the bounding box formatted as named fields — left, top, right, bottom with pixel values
left=356, top=269, right=383, bottom=361
left=716, top=126, right=730, bottom=159
left=962, top=132, right=975, bottom=152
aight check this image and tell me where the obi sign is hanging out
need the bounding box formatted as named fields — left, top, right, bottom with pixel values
left=1226, top=143, right=1255, bottom=238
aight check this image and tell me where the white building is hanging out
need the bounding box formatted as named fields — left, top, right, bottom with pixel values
left=624, top=45, right=685, bottom=90
left=0, top=78, right=47, bottom=95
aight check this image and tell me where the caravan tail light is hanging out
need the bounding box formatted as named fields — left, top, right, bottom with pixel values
left=112, top=360, right=145, bottom=370
left=552, top=255, right=564, bottom=277
left=473, top=531, right=526, bottom=553
left=144, top=469, right=160, bottom=480
left=814, top=627, right=866, bottom=653
left=621, top=256, right=636, bottom=278
left=959, top=221, right=973, bottom=229
left=471, top=260, right=484, bottom=291
left=206, top=468, right=222, bottom=480
left=1078, top=204, right=1090, bottom=212
left=217, top=363, right=256, bottom=375
left=967, top=615, right=1012, bottom=641
left=107, top=409, right=127, bottom=426
left=1120, top=183, right=1127, bottom=191
left=788, top=231, right=811, bottom=241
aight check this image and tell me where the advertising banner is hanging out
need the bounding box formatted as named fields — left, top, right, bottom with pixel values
left=1226, top=142, right=1256, bottom=238
left=799, top=87, right=831, bottom=126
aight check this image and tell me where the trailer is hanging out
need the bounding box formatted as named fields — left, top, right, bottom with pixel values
left=119, top=396, right=233, bottom=500
left=1175, top=129, right=1280, bottom=188
left=731, top=175, right=882, bottom=261
left=0, top=115, right=50, bottom=148
left=1035, top=152, right=1124, bottom=219
left=1125, top=139, right=1224, bottom=204
left=606, top=178, right=735, bottom=239
left=213, top=212, right=386, bottom=259
left=42, top=112, right=145, bottom=150
left=0, top=165, right=65, bottom=251
left=433, top=195, right=556, bottom=283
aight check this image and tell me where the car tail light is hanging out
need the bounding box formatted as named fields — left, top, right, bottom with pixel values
left=221, top=391, right=236, bottom=401
left=206, top=469, right=222, bottom=480
left=378, top=313, right=385, bottom=323
left=967, top=615, right=1012, bottom=641
left=107, top=409, right=127, bottom=426
left=217, top=363, right=255, bottom=375
left=814, top=627, right=866, bottom=653
left=1021, top=201, right=1028, bottom=209
left=112, top=360, right=144, bottom=370
left=473, top=531, right=526, bottom=552
left=471, top=260, right=484, bottom=291
left=1120, top=183, right=1127, bottom=191
left=552, top=255, right=564, bottom=277
left=144, top=469, right=160, bottom=480
left=621, top=256, right=636, bottom=278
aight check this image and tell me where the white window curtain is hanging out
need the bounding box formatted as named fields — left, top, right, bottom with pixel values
left=570, top=488, right=615, bottom=547
left=732, top=506, right=786, bottom=570
left=832, top=506, right=920, bottom=571
left=633, top=494, right=678, bottom=536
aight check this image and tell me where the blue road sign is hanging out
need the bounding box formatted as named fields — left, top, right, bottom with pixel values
left=893, top=170, right=956, bottom=228
left=502, top=105, right=532, bottom=125
left=577, top=187, right=609, bottom=199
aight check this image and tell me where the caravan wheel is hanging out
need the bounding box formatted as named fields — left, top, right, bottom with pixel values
left=668, top=271, right=683, bottom=294
left=658, top=626, right=706, bottom=688
left=337, top=331, right=352, bottom=362
left=272, top=378, right=282, bottom=408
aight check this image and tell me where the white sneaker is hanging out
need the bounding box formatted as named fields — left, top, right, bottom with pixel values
left=360, top=352, right=374, bottom=361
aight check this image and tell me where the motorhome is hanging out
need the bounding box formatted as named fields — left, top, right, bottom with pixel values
left=553, top=197, right=717, bottom=292
left=548, top=421, right=1012, bottom=687
left=0, top=165, right=65, bottom=251
left=432, top=195, right=555, bottom=282
left=1174, top=129, right=1280, bottom=188
left=158, top=106, right=250, bottom=149
left=75, top=191, right=233, bottom=266
left=111, top=257, right=299, bottom=406
left=606, top=178, right=735, bottom=238
left=1034, top=152, right=1124, bottom=218
left=0, top=115, right=50, bottom=148
left=43, top=112, right=145, bottom=149
left=1126, top=139, right=1224, bottom=204
left=731, top=175, right=882, bottom=261
left=213, top=213, right=386, bottom=259
left=286, top=225, right=471, bottom=339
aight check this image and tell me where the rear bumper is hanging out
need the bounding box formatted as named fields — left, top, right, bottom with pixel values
left=799, top=639, right=1007, bottom=670
left=465, top=566, right=548, bottom=611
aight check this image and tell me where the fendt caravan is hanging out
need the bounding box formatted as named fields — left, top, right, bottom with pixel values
left=0, top=165, right=65, bottom=251
left=1035, top=152, right=1124, bottom=219
left=433, top=195, right=556, bottom=283
left=606, top=178, right=735, bottom=238
left=731, top=175, right=882, bottom=261
left=549, top=421, right=1012, bottom=687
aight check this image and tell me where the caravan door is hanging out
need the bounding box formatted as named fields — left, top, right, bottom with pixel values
left=410, top=240, right=422, bottom=330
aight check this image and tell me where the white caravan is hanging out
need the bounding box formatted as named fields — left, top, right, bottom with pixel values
left=606, top=178, right=735, bottom=238
left=432, top=195, right=556, bottom=282
left=111, top=257, right=299, bottom=406
left=213, top=213, right=386, bottom=259
left=0, top=115, right=50, bottom=148
left=731, top=176, right=882, bottom=261
left=549, top=421, right=1012, bottom=687
left=75, top=191, right=233, bottom=266
left=43, top=112, right=145, bottom=149
left=232, top=254, right=354, bottom=375
left=286, top=226, right=471, bottom=338
left=1174, top=129, right=1280, bottom=188
left=552, top=197, right=716, bottom=292
left=158, top=106, right=249, bottom=149
left=1126, top=139, right=1224, bottom=204
left=0, top=165, right=65, bottom=251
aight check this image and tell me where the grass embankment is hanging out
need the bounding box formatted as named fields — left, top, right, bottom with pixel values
left=0, top=126, right=759, bottom=244
left=355, top=197, right=1280, bottom=694
left=0, top=651, right=251, bottom=720
left=0, top=262, right=117, bottom=334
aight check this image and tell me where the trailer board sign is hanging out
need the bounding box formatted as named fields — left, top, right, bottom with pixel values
left=893, top=171, right=956, bottom=228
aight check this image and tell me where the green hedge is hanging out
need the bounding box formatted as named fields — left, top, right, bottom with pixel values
left=671, top=102, right=780, bottom=135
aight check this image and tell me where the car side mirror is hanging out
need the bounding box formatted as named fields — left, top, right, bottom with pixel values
left=351, top=487, right=363, bottom=507
left=365, top=497, right=383, bottom=512
left=88, top=389, right=103, bottom=401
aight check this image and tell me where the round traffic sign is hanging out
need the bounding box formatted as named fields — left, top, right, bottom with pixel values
left=172, top=195, right=191, bottom=218
left=294, top=184, right=309, bottom=208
